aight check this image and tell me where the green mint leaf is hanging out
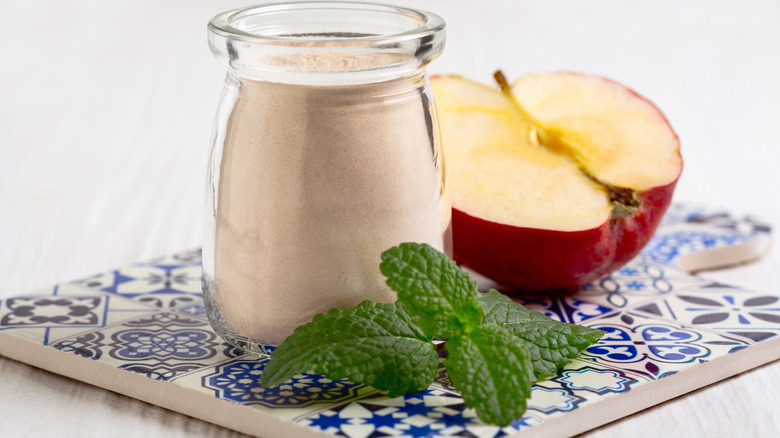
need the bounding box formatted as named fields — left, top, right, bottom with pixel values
left=380, top=242, right=483, bottom=338
left=444, top=323, right=535, bottom=427
left=481, top=289, right=605, bottom=378
left=261, top=301, right=438, bottom=397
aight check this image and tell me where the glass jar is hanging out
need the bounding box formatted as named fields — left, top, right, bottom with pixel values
left=203, top=2, right=450, bottom=352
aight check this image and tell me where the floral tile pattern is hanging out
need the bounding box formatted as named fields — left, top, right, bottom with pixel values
left=202, top=358, right=366, bottom=408
left=582, top=311, right=749, bottom=379
left=1, top=295, right=108, bottom=327
left=575, top=258, right=711, bottom=311
left=51, top=311, right=243, bottom=380
left=171, top=354, right=381, bottom=423
left=71, top=248, right=203, bottom=310
left=645, top=204, right=771, bottom=269
left=300, top=388, right=510, bottom=437
left=548, top=359, right=649, bottom=396
left=631, top=284, right=780, bottom=342
left=0, top=284, right=155, bottom=345
left=176, top=302, right=209, bottom=319
left=511, top=294, right=615, bottom=324
left=0, top=204, right=777, bottom=438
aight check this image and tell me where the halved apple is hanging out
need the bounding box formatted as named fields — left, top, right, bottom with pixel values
left=431, top=72, right=682, bottom=292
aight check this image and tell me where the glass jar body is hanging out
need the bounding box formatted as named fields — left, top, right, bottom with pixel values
left=203, top=3, right=449, bottom=352
left=203, top=2, right=451, bottom=351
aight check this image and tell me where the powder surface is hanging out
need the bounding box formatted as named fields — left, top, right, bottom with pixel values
left=212, top=74, right=450, bottom=345
left=257, top=51, right=410, bottom=73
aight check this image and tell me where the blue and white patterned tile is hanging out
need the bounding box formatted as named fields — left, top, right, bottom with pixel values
left=291, top=356, right=661, bottom=438
left=176, top=302, right=209, bottom=320
left=0, top=204, right=776, bottom=438
left=526, top=385, right=587, bottom=417
left=171, top=355, right=379, bottom=423
left=68, top=271, right=122, bottom=291
left=204, top=359, right=365, bottom=408
left=575, top=258, right=710, bottom=311
left=645, top=204, right=772, bottom=271
left=50, top=311, right=242, bottom=380
left=631, top=284, right=780, bottom=343
left=178, top=355, right=543, bottom=438
left=582, top=312, right=750, bottom=379
left=363, top=360, right=650, bottom=437
left=71, top=262, right=203, bottom=311
left=508, top=293, right=616, bottom=324
left=0, top=283, right=156, bottom=345
left=643, top=228, right=750, bottom=266
left=547, top=358, right=651, bottom=397
left=71, top=246, right=202, bottom=296
left=102, top=265, right=201, bottom=296
left=659, top=204, right=771, bottom=238
left=300, top=388, right=535, bottom=438
left=497, top=361, right=651, bottom=431
left=133, top=293, right=203, bottom=311
left=141, top=248, right=203, bottom=268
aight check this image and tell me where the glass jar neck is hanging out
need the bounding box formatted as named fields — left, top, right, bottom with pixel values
left=208, top=2, right=445, bottom=85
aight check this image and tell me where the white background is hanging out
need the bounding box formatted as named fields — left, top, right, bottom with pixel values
left=1, top=0, right=779, bottom=436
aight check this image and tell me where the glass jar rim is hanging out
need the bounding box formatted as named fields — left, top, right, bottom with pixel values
left=208, top=1, right=445, bottom=48
left=207, top=1, right=446, bottom=84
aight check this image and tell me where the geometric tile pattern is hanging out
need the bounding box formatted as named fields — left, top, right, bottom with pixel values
left=551, top=360, right=644, bottom=396
left=0, top=295, right=108, bottom=327
left=582, top=312, right=750, bottom=379
left=51, top=312, right=243, bottom=381
left=202, top=358, right=366, bottom=408
left=0, top=284, right=154, bottom=346
left=633, top=285, right=780, bottom=342
left=0, top=204, right=777, bottom=438
left=644, top=203, right=772, bottom=270
left=71, top=248, right=203, bottom=310
left=299, top=388, right=492, bottom=437
left=576, top=258, right=711, bottom=310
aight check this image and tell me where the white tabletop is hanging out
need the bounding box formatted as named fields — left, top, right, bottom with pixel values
left=1, top=0, right=779, bottom=436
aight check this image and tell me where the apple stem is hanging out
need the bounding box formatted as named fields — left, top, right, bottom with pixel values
left=493, top=70, right=535, bottom=122
left=493, top=70, right=548, bottom=146
left=493, top=70, right=512, bottom=94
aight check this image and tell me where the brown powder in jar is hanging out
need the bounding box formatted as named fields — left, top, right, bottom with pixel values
left=213, top=74, right=450, bottom=345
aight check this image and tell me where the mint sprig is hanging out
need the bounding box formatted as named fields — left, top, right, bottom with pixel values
left=445, top=323, right=536, bottom=426
left=261, top=242, right=603, bottom=426
left=480, top=289, right=605, bottom=378
left=380, top=242, right=484, bottom=338
left=260, top=301, right=438, bottom=397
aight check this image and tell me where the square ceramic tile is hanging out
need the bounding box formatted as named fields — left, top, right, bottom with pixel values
left=0, top=203, right=778, bottom=438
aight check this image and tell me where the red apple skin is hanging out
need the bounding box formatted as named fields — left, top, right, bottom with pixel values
left=452, top=179, right=679, bottom=292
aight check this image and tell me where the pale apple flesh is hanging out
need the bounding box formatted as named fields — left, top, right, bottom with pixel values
left=431, top=73, right=682, bottom=292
